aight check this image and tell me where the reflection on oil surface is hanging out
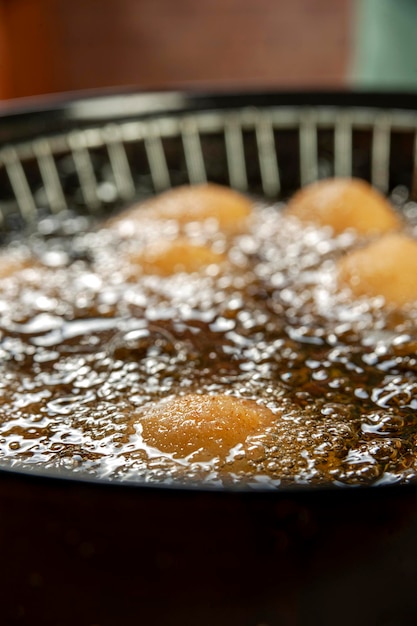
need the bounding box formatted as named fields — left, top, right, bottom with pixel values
left=0, top=182, right=416, bottom=488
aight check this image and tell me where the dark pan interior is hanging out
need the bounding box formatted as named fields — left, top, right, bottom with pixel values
left=1, top=89, right=417, bottom=492
left=1, top=89, right=417, bottom=230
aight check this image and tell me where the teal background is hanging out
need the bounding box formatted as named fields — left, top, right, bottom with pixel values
left=351, top=0, right=417, bottom=89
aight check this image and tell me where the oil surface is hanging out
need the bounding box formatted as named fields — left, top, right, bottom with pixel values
left=0, top=198, right=417, bottom=488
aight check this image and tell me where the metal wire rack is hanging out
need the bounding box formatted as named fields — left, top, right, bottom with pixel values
left=1, top=102, right=417, bottom=231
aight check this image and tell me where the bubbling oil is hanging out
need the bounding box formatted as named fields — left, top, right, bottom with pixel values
left=0, top=189, right=416, bottom=488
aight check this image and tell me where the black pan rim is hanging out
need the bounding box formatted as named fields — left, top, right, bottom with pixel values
left=0, top=459, right=414, bottom=498
left=2, top=86, right=417, bottom=142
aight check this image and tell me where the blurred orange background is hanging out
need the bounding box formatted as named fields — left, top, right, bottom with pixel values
left=0, top=0, right=352, bottom=101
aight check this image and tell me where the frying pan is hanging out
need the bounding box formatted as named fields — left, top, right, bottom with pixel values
left=1, top=90, right=417, bottom=626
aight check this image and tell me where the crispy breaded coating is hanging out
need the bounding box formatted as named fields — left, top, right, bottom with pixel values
left=337, top=233, right=417, bottom=306
left=138, top=393, right=276, bottom=461
left=286, top=177, right=401, bottom=235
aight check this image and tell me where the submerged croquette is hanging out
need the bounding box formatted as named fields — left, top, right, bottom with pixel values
left=109, top=183, right=253, bottom=234
left=129, top=238, right=226, bottom=276
left=337, top=233, right=417, bottom=307
left=286, top=177, right=401, bottom=235
left=137, top=393, right=277, bottom=461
